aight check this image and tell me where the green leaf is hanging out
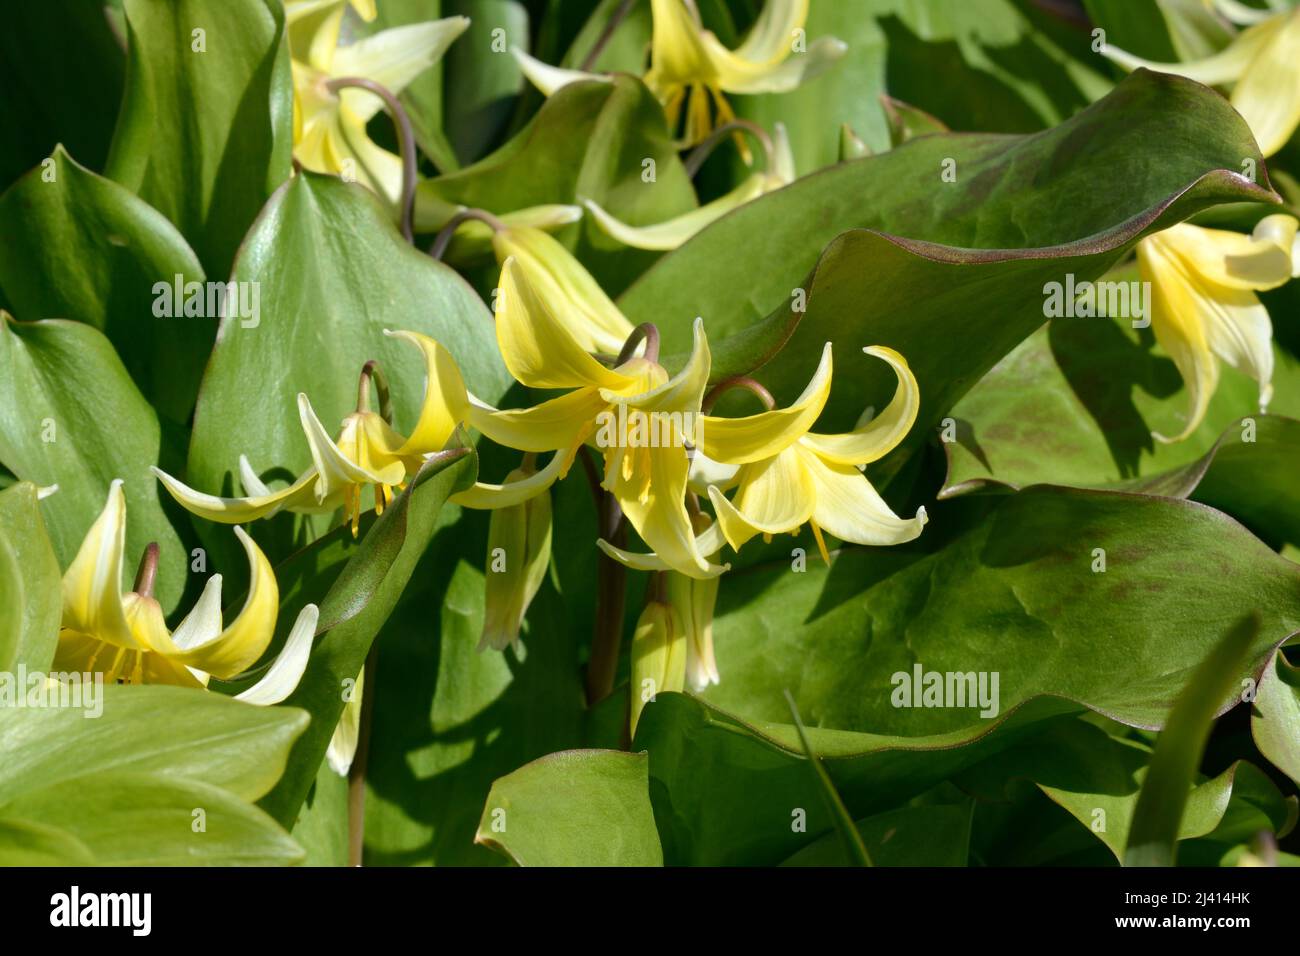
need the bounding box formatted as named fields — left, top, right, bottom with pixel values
left=956, top=718, right=1291, bottom=862
left=0, top=0, right=124, bottom=191
left=105, top=0, right=292, bottom=277
left=259, top=447, right=479, bottom=827
left=0, top=146, right=210, bottom=422
left=0, top=483, right=62, bottom=673
left=634, top=487, right=1300, bottom=864
left=476, top=749, right=663, bottom=866
left=417, top=76, right=696, bottom=291
left=442, top=0, right=530, bottom=165
left=781, top=802, right=973, bottom=867
left=618, top=70, right=1273, bottom=467
left=186, top=171, right=509, bottom=570
left=0, top=685, right=308, bottom=865
left=1253, top=651, right=1300, bottom=790
left=0, top=315, right=190, bottom=610
left=1125, top=615, right=1258, bottom=867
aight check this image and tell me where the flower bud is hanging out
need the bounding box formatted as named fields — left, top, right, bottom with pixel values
left=480, top=464, right=553, bottom=650
left=629, top=600, right=687, bottom=737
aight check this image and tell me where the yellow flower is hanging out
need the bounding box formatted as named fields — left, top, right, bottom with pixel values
left=665, top=513, right=719, bottom=690
left=583, top=122, right=796, bottom=250
left=1101, top=4, right=1300, bottom=156
left=154, top=382, right=416, bottom=537
left=701, top=344, right=927, bottom=562
left=288, top=0, right=468, bottom=209
left=55, top=481, right=316, bottom=703
left=1137, top=213, right=1299, bottom=442
left=480, top=459, right=553, bottom=650
left=629, top=599, right=687, bottom=737
left=513, top=0, right=845, bottom=147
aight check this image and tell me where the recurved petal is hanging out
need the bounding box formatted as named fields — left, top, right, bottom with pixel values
left=606, top=317, right=711, bottom=416
left=383, top=330, right=471, bottom=455
left=1230, top=12, right=1300, bottom=157
left=511, top=46, right=610, bottom=95
left=702, top=342, right=831, bottom=465
left=1099, top=14, right=1283, bottom=85
left=596, top=520, right=730, bottom=577
left=732, top=0, right=809, bottom=64
left=299, top=393, right=390, bottom=501
left=799, top=346, right=919, bottom=465
left=1167, top=215, right=1300, bottom=290
left=452, top=449, right=569, bottom=510
left=710, top=446, right=815, bottom=552
left=583, top=175, right=768, bottom=251
left=466, top=387, right=608, bottom=453
left=799, top=446, right=928, bottom=547
left=332, top=108, right=405, bottom=206
left=704, top=33, right=847, bottom=94
left=492, top=227, right=635, bottom=356
left=234, top=603, right=319, bottom=705
left=648, top=0, right=714, bottom=85
left=169, top=574, right=224, bottom=651
left=60, top=480, right=141, bottom=650
left=152, top=465, right=323, bottom=524
left=327, top=669, right=362, bottom=775
left=174, top=526, right=280, bottom=679
left=332, top=18, right=470, bottom=121
left=496, top=257, right=635, bottom=390
left=1138, top=236, right=1220, bottom=443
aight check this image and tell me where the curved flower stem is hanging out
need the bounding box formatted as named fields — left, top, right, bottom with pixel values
left=347, top=640, right=379, bottom=867
left=617, top=323, right=660, bottom=365
left=326, top=76, right=418, bottom=243
left=132, top=542, right=160, bottom=598
left=579, top=0, right=639, bottom=71
left=683, top=119, right=775, bottom=176
left=427, top=207, right=508, bottom=261
left=357, top=360, right=393, bottom=424
left=582, top=446, right=627, bottom=708
left=702, top=375, right=776, bottom=414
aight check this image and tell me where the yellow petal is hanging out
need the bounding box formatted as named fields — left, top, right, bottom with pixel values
left=467, top=387, right=608, bottom=453
left=629, top=601, right=687, bottom=737
left=703, top=33, right=847, bottom=95
left=511, top=46, right=610, bottom=96
left=702, top=342, right=831, bottom=464
left=171, top=526, right=280, bottom=679
left=480, top=468, right=553, bottom=650
left=495, top=257, right=635, bottom=390
left=732, top=0, right=809, bottom=64
left=583, top=175, right=768, bottom=251
left=604, top=317, right=711, bottom=416
left=332, top=18, right=470, bottom=122
left=799, top=346, right=919, bottom=465
left=1100, top=13, right=1284, bottom=85
left=492, top=228, right=636, bottom=356
left=1157, top=216, right=1300, bottom=290
left=383, top=329, right=471, bottom=455
left=798, top=445, right=928, bottom=547
left=596, top=520, right=730, bottom=576
left=152, top=465, right=323, bottom=524
left=234, top=603, right=319, bottom=705
left=452, top=449, right=570, bottom=510
left=707, top=446, right=815, bottom=551
left=327, top=664, right=363, bottom=775
left=1230, top=12, right=1300, bottom=157
left=647, top=0, right=715, bottom=90
left=60, top=480, right=143, bottom=650
left=298, top=393, right=391, bottom=501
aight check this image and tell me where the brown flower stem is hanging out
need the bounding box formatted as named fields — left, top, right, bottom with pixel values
left=683, top=119, right=775, bottom=176
left=617, top=323, right=660, bottom=365
left=579, top=0, right=639, bottom=71
left=427, top=207, right=508, bottom=260
left=347, top=639, right=380, bottom=867
left=702, top=375, right=776, bottom=414
left=325, top=76, right=418, bottom=243
left=132, top=542, right=160, bottom=598
left=357, top=360, right=393, bottom=424
left=583, top=445, right=627, bottom=708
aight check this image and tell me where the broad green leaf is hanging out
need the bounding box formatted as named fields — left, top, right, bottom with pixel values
left=0, top=819, right=94, bottom=867
left=0, top=684, right=308, bottom=804
left=1253, top=651, right=1300, bottom=789
left=0, top=315, right=190, bottom=610
left=417, top=76, right=696, bottom=291
left=635, top=487, right=1300, bottom=864
left=443, top=0, right=530, bottom=165
left=186, top=171, right=509, bottom=572
left=0, top=146, right=210, bottom=422
left=781, top=802, right=973, bottom=867
left=1125, top=615, right=1258, bottom=866
left=0, top=0, right=124, bottom=191
left=476, top=749, right=663, bottom=866
left=105, top=0, right=293, bottom=277
left=0, top=483, right=62, bottom=673
left=618, top=70, right=1274, bottom=464
left=956, top=718, right=1291, bottom=862
left=259, top=448, right=479, bottom=827
left=289, top=762, right=349, bottom=866
left=2, top=772, right=303, bottom=866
